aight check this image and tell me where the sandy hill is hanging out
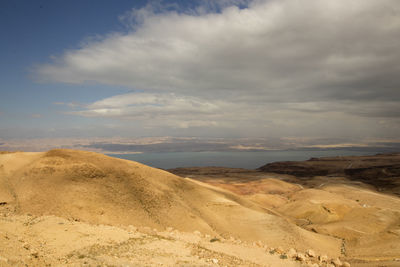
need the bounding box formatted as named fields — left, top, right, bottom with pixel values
left=170, top=161, right=400, bottom=266
left=0, top=149, right=342, bottom=263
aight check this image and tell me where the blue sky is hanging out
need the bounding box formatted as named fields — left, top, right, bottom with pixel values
left=0, top=0, right=250, bottom=138
left=0, top=0, right=146, bottom=138
left=1, top=0, right=400, bottom=147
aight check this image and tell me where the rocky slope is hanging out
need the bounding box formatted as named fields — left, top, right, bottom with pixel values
left=258, top=153, right=400, bottom=195
left=0, top=214, right=311, bottom=267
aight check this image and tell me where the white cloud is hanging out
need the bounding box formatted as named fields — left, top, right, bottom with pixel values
left=67, top=91, right=400, bottom=138
left=74, top=92, right=222, bottom=119
left=53, top=102, right=81, bottom=108
left=36, top=0, right=400, bottom=138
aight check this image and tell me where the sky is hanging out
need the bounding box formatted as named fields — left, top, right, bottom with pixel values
left=1, top=0, right=400, bottom=150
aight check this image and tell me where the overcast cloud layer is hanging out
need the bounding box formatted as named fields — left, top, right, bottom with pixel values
left=36, top=0, right=400, bottom=138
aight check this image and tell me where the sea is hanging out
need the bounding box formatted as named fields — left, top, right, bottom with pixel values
left=109, top=149, right=380, bottom=170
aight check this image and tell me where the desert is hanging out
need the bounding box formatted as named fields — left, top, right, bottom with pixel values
left=0, top=149, right=399, bottom=266
left=3, top=0, right=400, bottom=266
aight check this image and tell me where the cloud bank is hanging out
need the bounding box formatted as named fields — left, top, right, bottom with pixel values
left=36, top=0, right=400, bottom=138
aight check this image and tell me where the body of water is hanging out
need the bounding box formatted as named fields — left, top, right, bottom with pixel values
left=110, top=150, right=379, bottom=169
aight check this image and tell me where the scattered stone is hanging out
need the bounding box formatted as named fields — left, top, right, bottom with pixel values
left=212, top=258, right=218, bottom=264
left=319, top=255, right=328, bottom=263
left=23, top=243, right=30, bottom=250
left=210, top=237, right=220, bottom=242
left=193, top=230, right=201, bottom=236
left=287, top=248, right=297, bottom=259
left=168, top=231, right=175, bottom=237
left=286, top=248, right=297, bottom=259
left=31, top=251, right=39, bottom=258
left=342, top=262, right=351, bottom=267
left=255, top=240, right=263, bottom=247
left=269, top=248, right=276, bottom=254
left=275, top=246, right=284, bottom=253
left=306, top=249, right=316, bottom=258
left=332, top=258, right=342, bottom=266
left=296, top=253, right=306, bottom=262
left=280, top=254, right=288, bottom=259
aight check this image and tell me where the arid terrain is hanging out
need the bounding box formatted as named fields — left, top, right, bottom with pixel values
left=0, top=150, right=399, bottom=266
left=170, top=153, right=400, bottom=266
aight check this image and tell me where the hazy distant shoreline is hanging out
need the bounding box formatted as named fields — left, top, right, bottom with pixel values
left=109, top=149, right=383, bottom=169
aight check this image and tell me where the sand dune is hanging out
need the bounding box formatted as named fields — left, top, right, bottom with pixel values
left=0, top=149, right=344, bottom=266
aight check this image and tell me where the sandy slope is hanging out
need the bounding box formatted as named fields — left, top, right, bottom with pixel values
left=0, top=149, right=343, bottom=266
left=275, top=186, right=400, bottom=259
left=170, top=165, right=400, bottom=266
left=0, top=213, right=312, bottom=267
